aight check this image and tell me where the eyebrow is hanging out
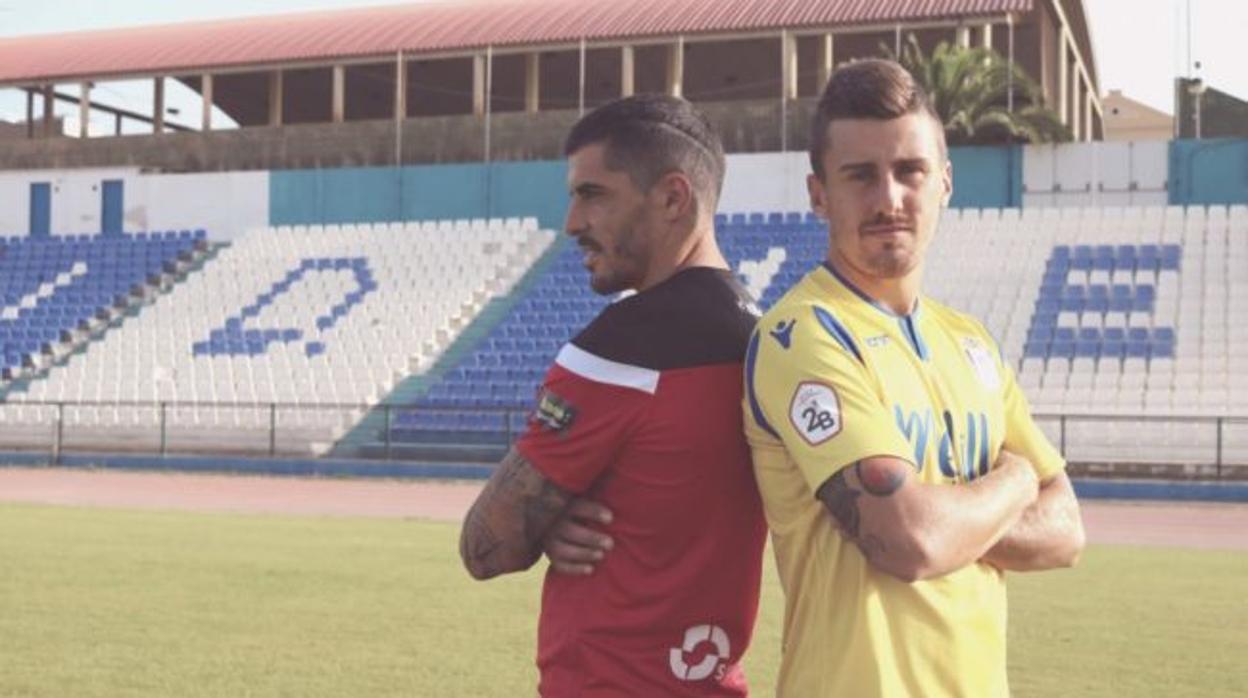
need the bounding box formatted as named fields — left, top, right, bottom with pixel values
left=570, top=182, right=607, bottom=196
left=837, top=157, right=932, bottom=174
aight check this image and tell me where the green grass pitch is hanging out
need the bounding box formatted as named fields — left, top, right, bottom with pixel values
left=1, top=503, right=1245, bottom=697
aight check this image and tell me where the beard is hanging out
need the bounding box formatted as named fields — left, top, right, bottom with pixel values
left=585, top=209, right=647, bottom=295
left=861, top=240, right=918, bottom=278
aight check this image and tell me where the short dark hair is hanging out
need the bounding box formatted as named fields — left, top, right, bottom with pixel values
left=564, top=94, right=726, bottom=211
left=809, top=59, right=946, bottom=179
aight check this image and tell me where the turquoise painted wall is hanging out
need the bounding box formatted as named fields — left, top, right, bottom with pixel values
left=948, top=145, right=1022, bottom=209
left=271, top=148, right=1023, bottom=231
left=1168, top=139, right=1248, bottom=205
left=270, top=162, right=569, bottom=230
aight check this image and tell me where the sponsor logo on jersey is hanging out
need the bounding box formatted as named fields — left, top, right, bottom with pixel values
left=788, top=381, right=842, bottom=445
left=865, top=334, right=890, bottom=348
left=533, top=389, right=576, bottom=432
left=769, top=319, right=796, bottom=349
left=669, top=624, right=731, bottom=682
left=961, top=337, right=1001, bottom=390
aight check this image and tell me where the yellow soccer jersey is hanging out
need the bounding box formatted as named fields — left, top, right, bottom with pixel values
left=743, top=263, right=1065, bottom=698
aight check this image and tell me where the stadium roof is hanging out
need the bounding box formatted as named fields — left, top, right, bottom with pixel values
left=0, top=0, right=1038, bottom=86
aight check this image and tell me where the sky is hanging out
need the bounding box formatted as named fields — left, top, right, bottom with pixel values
left=0, top=0, right=1244, bottom=130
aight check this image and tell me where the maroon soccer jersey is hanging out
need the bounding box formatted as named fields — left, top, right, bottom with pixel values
left=515, top=267, right=767, bottom=697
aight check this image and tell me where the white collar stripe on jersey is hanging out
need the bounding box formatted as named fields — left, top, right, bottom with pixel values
left=554, top=343, right=660, bottom=395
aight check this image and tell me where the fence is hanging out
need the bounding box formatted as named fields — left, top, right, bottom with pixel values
left=0, top=400, right=1245, bottom=479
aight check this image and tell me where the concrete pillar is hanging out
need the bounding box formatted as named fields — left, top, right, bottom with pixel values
left=524, top=53, right=540, bottom=113
left=621, top=45, right=635, bottom=97
left=394, top=58, right=406, bottom=121
left=816, top=34, right=834, bottom=92
left=1057, top=35, right=1068, bottom=126
left=665, top=38, right=684, bottom=98
left=332, top=65, right=345, bottom=123
left=956, top=25, right=971, bottom=49
left=269, top=70, right=284, bottom=126
left=42, top=84, right=54, bottom=137
left=981, top=23, right=994, bottom=50
left=114, top=113, right=122, bottom=136
left=1084, top=80, right=1094, bottom=141
left=201, top=74, right=213, bottom=131
left=78, top=82, right=90, bottom=138
left=781, top=31, right=798, bottom=99
left=153, top=77, right=165, bottom=134
left=472, top=54, right=486, bottom=117
left=25, top=89, right=34, bottom=138
left=1070, top=66, right=1081, bottom=141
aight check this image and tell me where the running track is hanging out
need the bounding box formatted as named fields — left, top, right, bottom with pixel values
left=1, top=467, right=1245, bottom=551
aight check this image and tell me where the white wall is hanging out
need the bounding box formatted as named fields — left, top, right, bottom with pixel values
left=139, top=172, right=268, bottom=241
left=0, top=172, right=28, bottom=237
left=719, top=152, right=812, bottom=214
left=0, top=169, right=268, bottom=240
left=1023, top=140, right=1169, bottom=208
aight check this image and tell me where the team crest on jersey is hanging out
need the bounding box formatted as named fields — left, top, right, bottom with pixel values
left=533, top=389, right=576, bottom=432
left=788, top=381, right=842, bottom=445
left=961, top=337, right=1001, bottom=390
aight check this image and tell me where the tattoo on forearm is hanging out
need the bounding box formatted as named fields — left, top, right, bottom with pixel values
left=819, top=469, right=862, bottom=538
left=819, top=460, right=910, bottom=561
left=855, top=460, right=906, bottom=496
left=460, top=507, right=505, bottom=578
left=460, top=448, right=572, bottom=579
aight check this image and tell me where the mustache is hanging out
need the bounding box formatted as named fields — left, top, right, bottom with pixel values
left=577, top=237, right=603, bottom=252
left=859, top=215, right=913, bottom=232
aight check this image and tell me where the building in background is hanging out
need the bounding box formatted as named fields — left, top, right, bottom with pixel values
left=0, top=0, right=1102, bottom=172
left=1102, top=90, right=1172, bottom=142
left=1175, top=78, right=1248, bottom=139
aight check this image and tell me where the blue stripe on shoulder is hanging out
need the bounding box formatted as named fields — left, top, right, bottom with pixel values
left=812, top=306, right=864, bottom=365
left=744, top=331, right=780, bottom=440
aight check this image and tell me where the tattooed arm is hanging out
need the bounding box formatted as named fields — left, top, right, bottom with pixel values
left=982, top=470, right=1085, bottom=572
left=815, top=450, right=1039, bottom=582
left=459, top=447, right=575, bottom=580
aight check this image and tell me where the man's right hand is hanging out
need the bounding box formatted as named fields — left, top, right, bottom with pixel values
left=543, top=498, right=615, bottom=575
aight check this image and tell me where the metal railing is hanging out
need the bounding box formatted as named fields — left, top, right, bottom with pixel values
left=0, top=400, right=1244, bottom=479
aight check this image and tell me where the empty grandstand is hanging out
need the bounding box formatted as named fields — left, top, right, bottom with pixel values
left=0, top=218, right=551, bottom=456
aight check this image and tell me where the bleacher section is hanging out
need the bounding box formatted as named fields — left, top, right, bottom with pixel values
left=0, top=231, right=206, bottom=380
left=1, top=219, right=553, bottom=455
left=387, top=205, right=1247, bottom=471
left=382, top=211, right=827, bottom=457
left=0, top=206, right=1244, bottom=473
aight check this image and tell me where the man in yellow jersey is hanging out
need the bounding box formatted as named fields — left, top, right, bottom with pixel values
left=743, top=59, right=1086, bottom=697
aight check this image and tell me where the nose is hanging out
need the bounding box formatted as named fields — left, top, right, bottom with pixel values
left=564, top=200, right=587, bottom=239
left=868, top=173, right=906, bottom=219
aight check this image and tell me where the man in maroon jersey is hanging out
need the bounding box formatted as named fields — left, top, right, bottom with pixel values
left=459, top=95, right=767, bottom=696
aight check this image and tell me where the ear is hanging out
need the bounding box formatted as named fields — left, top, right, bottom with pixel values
left=653, top=171, right=696, bottom=223
left=807, top=173, right=828, bottom=220
left=940, top=159, right=953, bottom=208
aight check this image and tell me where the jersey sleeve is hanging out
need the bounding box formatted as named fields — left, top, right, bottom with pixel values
left=747, top=305, right=914, bottom=494
left=514, top=362, right=646, bottom=494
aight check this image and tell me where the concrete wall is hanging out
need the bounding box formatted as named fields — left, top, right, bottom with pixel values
left=0, top=167, right=138, bottom=237
left=0, top=169, right=267, bottom=239
left=719, top=146, right=1022, bottom=214
left=948, top=146, right=1022, bottom=209
left=4, top=139, right=1241, bottom=242
left=0, top=100, right=813, bottom=172
left=1168, top=139, right=1248, bottom=206
left=269, top=161, right=568, bottom=231
left=1023, top=141, right=1170, bottom=208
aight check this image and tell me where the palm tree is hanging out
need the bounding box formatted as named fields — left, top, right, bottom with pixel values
left=882, top=34, right=1071, bottom=145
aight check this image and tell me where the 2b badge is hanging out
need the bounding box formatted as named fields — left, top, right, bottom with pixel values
left=788, top=381, right=842, bottom=445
